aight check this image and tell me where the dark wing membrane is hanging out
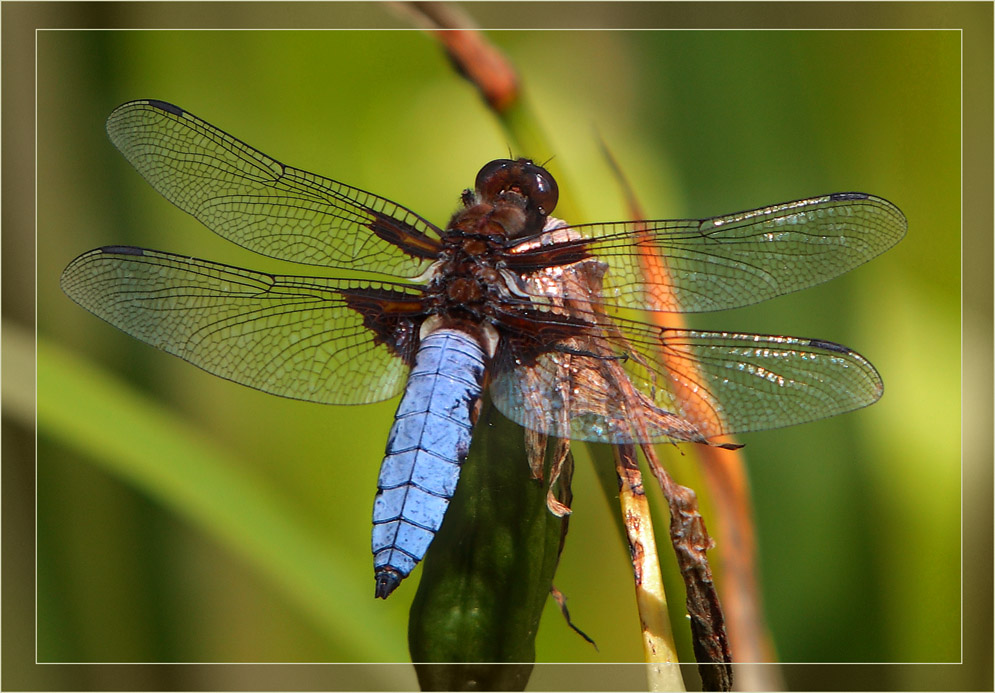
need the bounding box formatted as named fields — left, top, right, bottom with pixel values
left=105, top=100, right=443, bottom=276
left=60, top=247, right=428, bottom=405
left=507, top=194, right=906, bottom=313
left=489, top=305, right=882, bottom=444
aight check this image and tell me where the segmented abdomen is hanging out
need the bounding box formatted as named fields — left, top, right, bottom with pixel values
left=372, top=328, right=486, bottom=598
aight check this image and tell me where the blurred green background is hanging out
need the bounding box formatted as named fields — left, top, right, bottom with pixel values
left=21, top=12, right=971, bottom=691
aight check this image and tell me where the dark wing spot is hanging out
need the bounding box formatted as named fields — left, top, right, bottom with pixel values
left=100, top=245, right=145, bottom=256
left=807, top=338, right=852, bottom=354
left=146, top=99, right=184, bottom=116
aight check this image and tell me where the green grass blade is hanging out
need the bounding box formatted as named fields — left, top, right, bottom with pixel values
left=23, top=323, right=404, bottom=661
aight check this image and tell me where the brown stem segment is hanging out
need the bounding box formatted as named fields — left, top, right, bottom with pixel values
left=400, top=2, right=519, bottom=112
left=600, top=135, right=778, bottom=685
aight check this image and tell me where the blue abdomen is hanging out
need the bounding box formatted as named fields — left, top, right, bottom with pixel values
left=372, top=328, right=486, bottom=598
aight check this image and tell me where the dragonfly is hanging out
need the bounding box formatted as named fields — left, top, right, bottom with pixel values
left=61, top=100, right=906, bottom=599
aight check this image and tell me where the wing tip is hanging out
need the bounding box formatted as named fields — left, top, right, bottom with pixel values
left=806, top=337, right=885, bottom=401
left=107, top=100, right=187, bottom=142
left=61, top=246, right=144, bottom=286
left=831, top=191, right=908, bottom=238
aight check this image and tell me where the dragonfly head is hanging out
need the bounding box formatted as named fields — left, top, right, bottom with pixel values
left=475, top=158, right=559, bottom=234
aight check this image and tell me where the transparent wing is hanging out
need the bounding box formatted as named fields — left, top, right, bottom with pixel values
left=61, top=246, right=429, bottom=404
left=490, top=305, right=882, bottom=444
left=507, top=193, right=906, bottom=313
left=106, top=100, right=443, bottom=276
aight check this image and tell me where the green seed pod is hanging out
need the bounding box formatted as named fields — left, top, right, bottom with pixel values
left=409, top=400, right=571, bottom=690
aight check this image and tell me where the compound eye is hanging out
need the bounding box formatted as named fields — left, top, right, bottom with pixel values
left=526, top=164, right=558, bottom=216
left=475, top=159, right=515, bottom=197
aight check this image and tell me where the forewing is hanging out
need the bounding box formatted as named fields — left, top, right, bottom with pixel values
left=105, top=100, right=443, bottom=276
left=507, top=194, right=906, bottom=313
left=60, top=247, right=428, bottom=405
left=490, top=307, right=882, bottom=444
